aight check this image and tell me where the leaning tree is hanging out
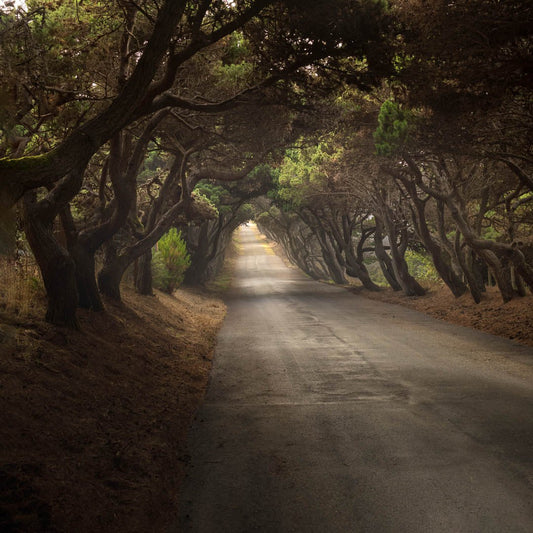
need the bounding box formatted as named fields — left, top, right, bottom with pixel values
left=1, top=0, right=395, bottom=326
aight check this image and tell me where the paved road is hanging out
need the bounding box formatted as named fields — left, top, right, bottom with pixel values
left=176, top=224, right=533, bottom=533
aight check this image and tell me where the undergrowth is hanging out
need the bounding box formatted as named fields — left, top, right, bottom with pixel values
left=0, top=257, right=45, bottom=318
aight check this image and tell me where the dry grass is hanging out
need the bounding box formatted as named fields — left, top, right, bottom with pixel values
left=0, top=257, right=45, bottom=319
left=0, top=258, right=227, bottom=532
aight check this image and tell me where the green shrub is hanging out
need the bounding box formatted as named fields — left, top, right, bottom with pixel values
left=152, top=228, right=191, bottom=294
left=404, top=249, right=441, bottom=284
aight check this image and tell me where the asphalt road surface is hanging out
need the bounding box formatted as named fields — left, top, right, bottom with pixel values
left=176, top=224, right=533, bottom=533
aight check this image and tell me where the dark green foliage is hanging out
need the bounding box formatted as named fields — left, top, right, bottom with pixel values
left=373, top=100, right=410, bottom=156
left=194, top=183, right=229, bottom=211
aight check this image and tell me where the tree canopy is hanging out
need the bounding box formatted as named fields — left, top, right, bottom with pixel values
left=1, top=0, right=532, bottom=326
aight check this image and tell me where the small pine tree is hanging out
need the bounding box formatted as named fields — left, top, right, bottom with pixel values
left=152, top=228, right=191, bottom=294
left=373, top=100, right=410, bottom=156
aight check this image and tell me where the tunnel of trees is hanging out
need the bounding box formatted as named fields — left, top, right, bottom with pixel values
left=1, top=0, right=532, bottom=328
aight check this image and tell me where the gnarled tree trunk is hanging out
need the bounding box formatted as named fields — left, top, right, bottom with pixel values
left=314, top=226, right=347, bottom=285
left=410, top=193, right=467, bottom=297
left=374, top=217, right=402, bottom=291
left=23, top=194, right=79, bottom=328
left=454, top=232, right=483, bottom=304
left=381, top=207, right=425, bottom=297
left=135, top=251, right=153, bottom=296
left=97, top=244, right=129, bottom=300
left=71, top=244, right=105, bottom=311
left=445, top=192, right=517, bottom=302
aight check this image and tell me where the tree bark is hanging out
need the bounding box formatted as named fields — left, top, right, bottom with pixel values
left=374, top=217, right=402, bottom=291
left=445, top=192, right=517, bottom=302
left=299, top=210, right=347, bottom=285
left=454, top=232, right=482, bottom=304
left=135, top=251, right=154, bottom=295
left=314, top=226, right=347, bottom=285
left=184, top=223, right=211, bottom=285
left=512, top=266, right=527, bottom=297
left=381, top=207, right=426, bottom=296
left=23, top=194, right=80, bottom=328
left=389, top=164, right=467, bottom=297
left=59, top=207, right=105, bottom=311
left=71, top=244, right=105, bottom=311
left=466, top=248, right=486, bottom=294
left=409, top=190, right=467, bottom=297
left=323, top=211, right=381, bottom=291
left=97, top=244, right=129, bottom=300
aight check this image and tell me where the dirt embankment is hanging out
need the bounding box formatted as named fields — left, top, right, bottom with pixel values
left=0, top=287, right=226, bottom=532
